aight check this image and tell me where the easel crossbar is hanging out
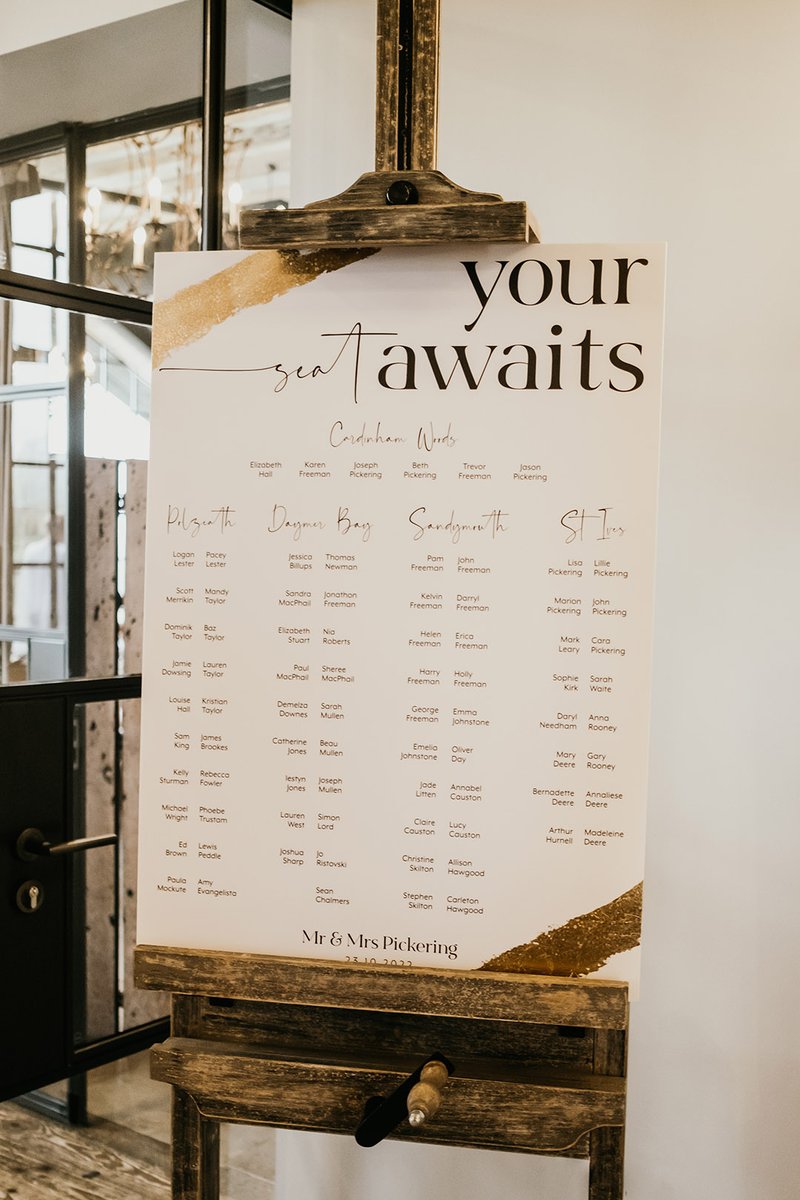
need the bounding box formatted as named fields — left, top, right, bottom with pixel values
left=135, top=946, right=628, bottom=1029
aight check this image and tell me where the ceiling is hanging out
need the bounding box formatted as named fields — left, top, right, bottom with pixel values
left=0, top=0, right=185, bottom=55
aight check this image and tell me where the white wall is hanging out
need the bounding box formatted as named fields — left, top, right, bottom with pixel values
left=285, top=2, right=800, bottom=1198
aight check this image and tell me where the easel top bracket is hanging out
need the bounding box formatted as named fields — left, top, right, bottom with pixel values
left=240, top=0, right=538, bottom=250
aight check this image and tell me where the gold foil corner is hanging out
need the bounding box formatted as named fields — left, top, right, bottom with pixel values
left=481, top=881, right=643, bottom=978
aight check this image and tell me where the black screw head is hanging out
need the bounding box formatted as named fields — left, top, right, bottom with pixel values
left=385, top=180, right=419, bottom=206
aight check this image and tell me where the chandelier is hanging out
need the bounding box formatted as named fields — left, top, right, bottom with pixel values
left=83, top=116, right=288, bottom=296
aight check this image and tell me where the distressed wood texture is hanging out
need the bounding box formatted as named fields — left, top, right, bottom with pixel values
left=138, top=952, right=627, bottom=1196
left=0, top=1100, right=170, bottom=1200
left=194, top=997, right=597, bottom=1069
left=375, top=0, right=401, bottom=171
left=239, top=0, right=534, bottom=249
left=409, top=0, right=439, bottom=170
left=239, top=170, right=532, bottom=248
left=589, top=1029, right=627, bottom=1199
left=172, top=998, right=220, bottom=1200
left=374, top=0, right=440, bottom=170
left=151, top=1036, right=624, bottom=1157
left=135, top=946, right=628, bottom=1030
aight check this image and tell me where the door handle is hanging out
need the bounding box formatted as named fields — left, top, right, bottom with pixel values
left=16, top=827, right=117, bottom=862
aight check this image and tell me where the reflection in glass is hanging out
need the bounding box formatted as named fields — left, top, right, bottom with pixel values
left=85, top=123, right=203, bottom=296
left=84, top=97, right=290, bottom=298
left=0, top=151, right=67, bottom=279
left=223, top=99, right=290, bottom=238
left=75, top=696, right=168, bottom=1045
left=2, top=92, right=288, bottom=299
left=0, top=299, right=151, bottom=683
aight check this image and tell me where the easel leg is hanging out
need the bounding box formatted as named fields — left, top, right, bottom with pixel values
left=172, top=1086, right=220, bottom=1200
left=589, top=1126, right=625, bottom=1200
left=589, top=1028, right=626, bottom=1200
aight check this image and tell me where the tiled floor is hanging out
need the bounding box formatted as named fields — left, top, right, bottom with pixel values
left=0, top=1051, right=275, bottom=1200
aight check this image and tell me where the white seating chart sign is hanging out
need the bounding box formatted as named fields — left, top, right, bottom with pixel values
left=137, top=243, right=665, bottom=987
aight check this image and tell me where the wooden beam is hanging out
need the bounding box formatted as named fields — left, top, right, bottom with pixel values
left=375, top=0, right=402, bottom=170
left=152, top=1036, right=625, bottom=1155
left=375, top=0, right=439, bottom=171
left=409, top=0, right=439, bottom=171
left=239, top=168, right=533, bottom=247
left=135, top=946, right=628, bottom=1029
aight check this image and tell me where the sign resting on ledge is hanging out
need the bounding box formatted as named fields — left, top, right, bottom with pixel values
left=137, top=243, right=665, bottom=989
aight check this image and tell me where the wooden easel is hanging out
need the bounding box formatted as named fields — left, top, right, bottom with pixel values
left=134, top=4, right=627, bottom=1197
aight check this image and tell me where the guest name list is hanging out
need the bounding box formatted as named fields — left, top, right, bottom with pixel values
left=137, top=244, right=665, bottom=985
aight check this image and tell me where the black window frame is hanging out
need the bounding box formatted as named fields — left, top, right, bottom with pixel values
left=0, top=0, right=291, bottom=1121
left=0, top=0, right=290, bottom=679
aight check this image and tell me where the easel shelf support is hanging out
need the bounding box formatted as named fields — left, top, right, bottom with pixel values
left=239, top=0, right=537, bottom=248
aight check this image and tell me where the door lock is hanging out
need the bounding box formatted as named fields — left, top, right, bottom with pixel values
left=16, top=880, right=44, bottom=914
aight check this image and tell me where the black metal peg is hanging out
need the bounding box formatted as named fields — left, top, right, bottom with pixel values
left=354, top=1052, right=453, bottom=1147
left=385, top=179, right=420, bottom=206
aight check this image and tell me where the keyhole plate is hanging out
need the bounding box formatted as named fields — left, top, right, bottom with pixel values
left=16, top=880, right=44, bottom=914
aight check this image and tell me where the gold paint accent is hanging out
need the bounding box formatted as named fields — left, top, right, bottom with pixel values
left=152, top=247, right=377, bottom=369
left=481, top=881, right=643, bottom=978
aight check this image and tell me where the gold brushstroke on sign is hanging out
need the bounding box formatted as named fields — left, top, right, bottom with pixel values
left=152, top=247, right=378, bottom=369
left=481, top=881, right=643, bottom=977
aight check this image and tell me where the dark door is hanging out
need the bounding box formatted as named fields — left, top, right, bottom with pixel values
left=0, top=0, right=292, bottom=1115
left=0, top=676, right=167, bottom=1105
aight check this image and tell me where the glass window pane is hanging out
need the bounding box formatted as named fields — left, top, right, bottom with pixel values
left=11, top=298, right=54, bottom=354
left=223, top=100, right=291, bottom=247
left=11, top=360, right=52, bottom=387
left=10, top=245, right=54, bottom=279
left=0, top=152, right=66, bottom=279
left=0, top=298, right=151, bottom=684
left=10, top=460, right=65, bottom=632
left=10, top=394, right=51, bottom=461
left=85, top=123, right=203, bottom=298
left=225, top=0, right=291, bottom=245
left=0, top=5, right=202, bottom=285
left=119, top=697, right=169, bottom=1032
left=227, top=0, right=292, bottom=105
left=1, top=4, right=292, bottom=291
left=84, top=319, right=151, bottom=459
left=75, top=698, right=121, bottom=1045
left=71, top=696, right=169, bottom=1047
left=10, top=189, right=54, bottom=249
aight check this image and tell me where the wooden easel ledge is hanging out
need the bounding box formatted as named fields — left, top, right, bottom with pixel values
left=135, top=946, right=628, bottom=1028
left=240, top=0, right=537, bottom=249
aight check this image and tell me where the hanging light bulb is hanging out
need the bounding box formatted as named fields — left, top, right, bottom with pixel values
left=132, top=226, right=147, bottom=268
left=87, top=187, right=102, bottom=232
left=147, top=175, right=162, bottom=222
left=228, top=181, right=243, bottom=227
